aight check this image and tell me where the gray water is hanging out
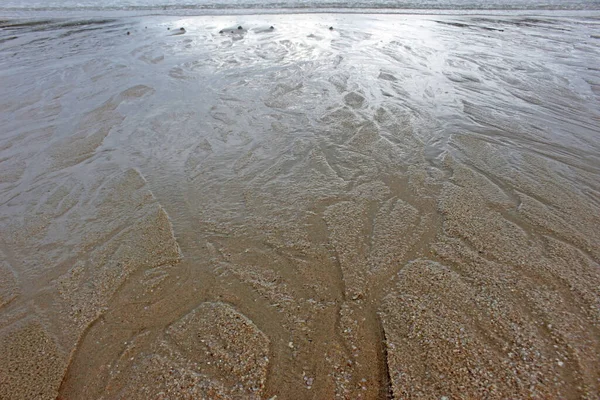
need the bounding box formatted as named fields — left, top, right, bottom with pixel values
left=2, top=0, right=600, bottom=12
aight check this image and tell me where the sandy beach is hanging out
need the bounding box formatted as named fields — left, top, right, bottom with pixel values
left=1, top=12, right=600, bottom=399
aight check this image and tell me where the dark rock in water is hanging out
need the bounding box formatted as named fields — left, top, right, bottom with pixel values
left=270, top=26, right=274, bottom=30
left=238, top=26, right=243, bottom=30
left=180, top=27, right=185, bottom=31
left=329, top=26, right=334, bottom=30
left=127, top=31, right=130, bottom=35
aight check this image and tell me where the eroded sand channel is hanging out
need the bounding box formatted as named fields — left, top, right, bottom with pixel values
left=0, top=13, right=599, bottom=399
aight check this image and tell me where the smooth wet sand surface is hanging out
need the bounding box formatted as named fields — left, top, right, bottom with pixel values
left=1, top=13, right=600, bottom=399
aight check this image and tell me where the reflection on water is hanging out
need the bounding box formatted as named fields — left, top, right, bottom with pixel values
left=0, top=13, right=599, bottom=399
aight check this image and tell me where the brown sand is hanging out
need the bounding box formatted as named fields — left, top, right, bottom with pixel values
left=1, top=13, right=599, bottom=400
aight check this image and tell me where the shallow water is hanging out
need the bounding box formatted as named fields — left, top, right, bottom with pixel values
left=1, top=12, right=600, bottom=399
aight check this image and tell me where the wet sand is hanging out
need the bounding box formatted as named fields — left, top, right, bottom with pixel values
left=1, top=13, right=600, bottom=399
